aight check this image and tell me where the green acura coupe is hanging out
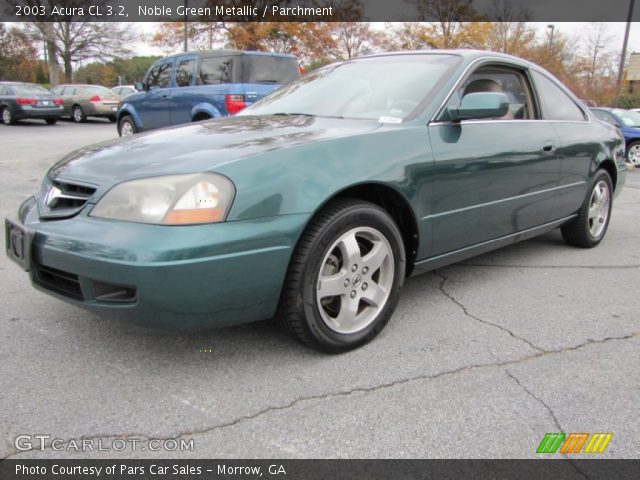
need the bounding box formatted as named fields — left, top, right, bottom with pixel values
left=5, top=51, right=627, bottom=352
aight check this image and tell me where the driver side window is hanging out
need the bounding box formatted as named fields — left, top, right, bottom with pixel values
left=443, top=66, right=534, bottom=121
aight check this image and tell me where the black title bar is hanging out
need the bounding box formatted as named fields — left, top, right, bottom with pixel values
left=1, top=0, right=640, bottom=22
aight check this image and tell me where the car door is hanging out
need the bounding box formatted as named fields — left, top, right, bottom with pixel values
left=530, top=71, right=597, bottom=220
left=138, top=59, right=175, bottom=130
left=426, top=64, right=561, bottom=256
left=170, top=55, right=198, bottom=125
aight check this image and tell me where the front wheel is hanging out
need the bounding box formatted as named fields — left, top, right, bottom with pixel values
left=118, top=115, right=137, bottom=136
left=561, top=170, right=613, bottom=248
left=278, top=199, right=405, bottom=352
left=627, top=141, right=640, bottom=167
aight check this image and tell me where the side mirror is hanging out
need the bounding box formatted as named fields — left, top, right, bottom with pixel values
left=447, top=92, right=509, bottom=121
left=134, top=82, right=145, bottom=92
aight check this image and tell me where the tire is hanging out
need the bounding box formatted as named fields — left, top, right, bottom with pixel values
left=72, top=105, right=86, bottom=123
left=278, top=199, right=406, bottom=352
left=627, top=141, right=640, bottom=167
left=561, top=169, right=613, bottom=248
left=2, top=107, right=16, bottom=125
left=118, top=115, right=137, bottom=137
left=45, top=118, right=57, bottom=125
left=108, top=115, right=117, bottom=123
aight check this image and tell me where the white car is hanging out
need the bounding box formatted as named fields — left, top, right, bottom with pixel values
left=111, top=85, right=137, bottom=99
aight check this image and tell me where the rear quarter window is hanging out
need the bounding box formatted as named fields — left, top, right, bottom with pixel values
left=241, top=55, right=300, bottom=85
left=532, top=71, right=585, bottom=121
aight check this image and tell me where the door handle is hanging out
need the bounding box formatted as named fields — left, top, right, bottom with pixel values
left=542, top=143, right=555, bottom=153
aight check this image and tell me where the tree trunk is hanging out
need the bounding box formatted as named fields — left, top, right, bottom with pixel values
left=46, top=40, right=59, bottom=86
left=64, top=55, right=73, bottom=82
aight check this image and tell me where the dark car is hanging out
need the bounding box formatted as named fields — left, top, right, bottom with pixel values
left=0, top=82, right=63, bottom=125
left=5, top=51, right=627, bottom=352
left=50, top=84, right=120, bottom=123
left=116, top=50, right=300, bottom=136
left=590, top=108, right=640, bottom=167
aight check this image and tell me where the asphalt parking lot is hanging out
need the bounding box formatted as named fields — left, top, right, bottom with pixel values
left=1, top=119, right=639, bottom=459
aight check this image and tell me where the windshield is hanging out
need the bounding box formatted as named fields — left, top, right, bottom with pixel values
left=612, top=109, right=640, bottom=127
left=240, top=54, right=459, bottom=121
left=11, top=84, right=50, bottom=95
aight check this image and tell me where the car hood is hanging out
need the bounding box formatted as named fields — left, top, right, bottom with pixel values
left=49, top=115, right=381, bottom=189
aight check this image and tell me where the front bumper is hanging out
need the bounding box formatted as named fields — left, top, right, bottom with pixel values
left=9, top=198, right=308, bottom=330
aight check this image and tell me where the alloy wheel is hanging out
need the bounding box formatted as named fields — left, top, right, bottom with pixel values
left=316, top=227, right=394, bottom=334
left=2, top=108, right=11, bottom=125
left=587, top=180, right=610, bottom=238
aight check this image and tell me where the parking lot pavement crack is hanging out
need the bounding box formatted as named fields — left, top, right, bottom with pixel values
left=2, top=332, right=637, bottom=460
left=433, top=270, right=547, bottom=353
left=505, top=370, right=562, bottom=431
left=504, top=370, right=590, bottom=480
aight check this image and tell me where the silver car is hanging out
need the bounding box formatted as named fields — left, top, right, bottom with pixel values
left=50, top=84, right=119, bottom=123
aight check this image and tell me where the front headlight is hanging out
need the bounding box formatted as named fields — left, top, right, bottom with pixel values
left=90, top=173, right=235, bottom=225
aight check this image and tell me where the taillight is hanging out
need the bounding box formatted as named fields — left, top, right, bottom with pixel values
left=89, top=95, right=101, bottom=102
left=53, top=98, right=63, bottom=105
left=16, top=98, right=37, bottom=105
left=225, top=94, right=246, bottom=115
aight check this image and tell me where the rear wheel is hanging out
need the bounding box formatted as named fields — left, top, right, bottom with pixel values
left=2, top=107, right=16, bottom=125
left=108, top=115, right=117, bottom=123
left=627, top=141, right=640, bottom=167
left=118, top=115, right=137, bottom=136
left=561, top=170, right=612, bottom=248
left=278, top=199, right=405, bottom=352
left=72, top=105, right=86, bottom=123
left=45, top=118, right=57, bottom=125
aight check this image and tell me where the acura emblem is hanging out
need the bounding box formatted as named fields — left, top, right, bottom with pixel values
left=45, top=186, right=63, bottom=207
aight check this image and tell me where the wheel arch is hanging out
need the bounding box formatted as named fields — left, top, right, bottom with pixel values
left=597, top=159, right=618, bottom=191
left=305, top=182, right=419, bottom=276
left=117, top=104, right=142, bottom=129
left=191, top=103, right=222, bottom=122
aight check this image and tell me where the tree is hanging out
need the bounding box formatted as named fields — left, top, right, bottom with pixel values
left=0, top=24, right=40, bottom=82
left=150, top=22, right=225, bottom=53
left=327, top=22, right=383, bottom=60
left=407, top=0, right=479, bottom=48
left=23, top=1, right=137, bottom=83
left=481, top=0, right=536, bottom=56
left=74, top=56, right=161, bottom=86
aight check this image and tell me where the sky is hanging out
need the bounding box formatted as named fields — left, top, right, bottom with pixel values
left=131, top=22, right=640, bottom=58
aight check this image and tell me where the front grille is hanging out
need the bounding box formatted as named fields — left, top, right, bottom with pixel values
left=38, top=179, right=96, bottom=219
left=34, top=265, right=83, bottom=300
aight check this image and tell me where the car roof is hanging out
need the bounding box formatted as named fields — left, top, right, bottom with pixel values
left=0, top=81, right=37, bottom=86
left=359, top=49, right=539, bottom=68
left=157, top=49, right=297, bottom=60
left=56, top=84, right=106, bottom=87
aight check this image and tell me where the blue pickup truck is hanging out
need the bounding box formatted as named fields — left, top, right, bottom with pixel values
left=117, top=50, right=301, bottom=136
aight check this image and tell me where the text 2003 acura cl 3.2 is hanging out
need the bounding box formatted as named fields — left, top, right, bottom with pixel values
left=5, top=51, right=627, bottom=352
